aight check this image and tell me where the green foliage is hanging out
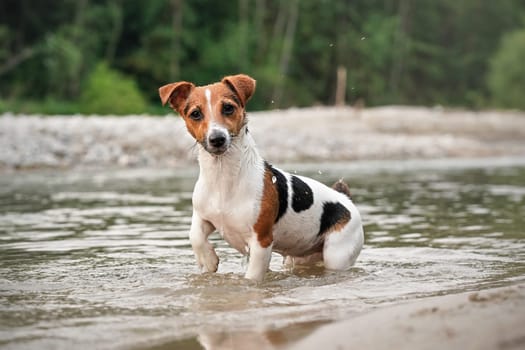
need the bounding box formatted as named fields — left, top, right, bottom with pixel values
left=1, top=0, right=525, bottom=113
left=0, top=25, right=8, bottom=62
left=80, top=62, right=147, bottom=115
left=488, top=28, right=525, bottom=110
left=42, top=33, right=83, bottom=98
left=0, top=98, right=79, bottom=115
left=349, top=14, right=401, bottom=105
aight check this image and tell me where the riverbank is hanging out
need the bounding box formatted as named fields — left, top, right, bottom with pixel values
left=1, top=106, right=525, bottom=171
left=288, top=283, right=525, bottom=350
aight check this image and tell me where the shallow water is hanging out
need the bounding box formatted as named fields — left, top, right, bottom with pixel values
left=1, top=159, right=524, bottom=350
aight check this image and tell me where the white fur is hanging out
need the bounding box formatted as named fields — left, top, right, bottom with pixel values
left=205, top=88, right=213, bottom=117
left=270, top=172, right=364, bottom=269
left=190, top=128, right=364, bottom=281
left=191, top=130, right=272, bottom=280
left=189, top=92, right=364, bottom=281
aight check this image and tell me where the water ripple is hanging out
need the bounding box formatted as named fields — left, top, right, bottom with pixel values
left=1, top=164, right=524, bottom=349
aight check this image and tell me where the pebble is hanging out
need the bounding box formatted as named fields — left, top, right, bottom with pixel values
left=1, top=107, right=524, bottom=171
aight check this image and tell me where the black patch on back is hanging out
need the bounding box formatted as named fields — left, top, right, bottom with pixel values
left=267, top=162, right=288, bottom=223
left=291, top=176, right=314, bottom=212
left=318, top=202, right=351, bottom=236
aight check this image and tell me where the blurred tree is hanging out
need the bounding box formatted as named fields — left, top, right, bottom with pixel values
left=170, top=0, right=183, bottom=78
left=397, top=0, right=524, bottom=107
left=1, top=0, right=525, bottom=113
left=350, top=13, right=400, bottom=105
left=487, top=27, right=525, bottom=110
left=80, top=62, right=147, bottom=115
left=42, top=32, right=83, bottom=98
left=272, top=0, right=299, bottom=107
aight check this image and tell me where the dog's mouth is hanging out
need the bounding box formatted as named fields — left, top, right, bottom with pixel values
left=205, top=144, right=229, bottom=156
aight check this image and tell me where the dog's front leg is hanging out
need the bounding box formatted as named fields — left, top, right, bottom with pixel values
left=189, top=211, right=219, bottom=273
left=245, top=236, right=272, bottom=281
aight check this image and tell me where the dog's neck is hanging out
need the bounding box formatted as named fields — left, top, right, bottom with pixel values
left=197, top=126, right=263, bottom=184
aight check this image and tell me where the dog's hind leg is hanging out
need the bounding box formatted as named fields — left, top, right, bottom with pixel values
left=322, top=218, right=364, bottom=270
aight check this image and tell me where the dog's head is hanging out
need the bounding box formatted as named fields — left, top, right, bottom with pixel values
left=159, top=74, right=256, bottom=156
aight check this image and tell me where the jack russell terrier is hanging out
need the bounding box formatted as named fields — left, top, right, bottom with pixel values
left=159, top=74, right=364, bottom=281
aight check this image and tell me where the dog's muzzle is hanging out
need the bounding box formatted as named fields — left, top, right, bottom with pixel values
left=205, top=128, right=230, bottom=155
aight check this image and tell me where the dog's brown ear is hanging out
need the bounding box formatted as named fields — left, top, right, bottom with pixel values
left=158, top=81, right=194, bottom=113
left=221, top=74, right=256, bottom=107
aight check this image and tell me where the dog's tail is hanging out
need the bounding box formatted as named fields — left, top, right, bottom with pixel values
left=332, top=179, right=352, bottom=199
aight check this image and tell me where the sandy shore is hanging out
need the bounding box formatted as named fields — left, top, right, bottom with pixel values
left=288, top=283, right=525, bottom=350
left=177, top=283, right=525, bottom=349
left=2, top=106, right=525, bottom=171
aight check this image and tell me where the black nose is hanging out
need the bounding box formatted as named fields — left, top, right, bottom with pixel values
left=208, top=133, right=226, bottom=148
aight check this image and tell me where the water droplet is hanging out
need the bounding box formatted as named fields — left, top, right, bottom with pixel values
left=329, top=43, right=334, bottom=47
left=361, top=36, right=366, bottom=40
left=318, top=170, right=323, bottom=175
left=271, top=100, right=275, bottom=104
left=272, top=176, right=277, bottom=184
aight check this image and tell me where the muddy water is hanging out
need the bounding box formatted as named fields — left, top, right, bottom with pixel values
left=1, top=159, right=524, bottom=349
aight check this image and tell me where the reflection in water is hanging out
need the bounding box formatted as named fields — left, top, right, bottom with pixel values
left=0, top=162, right=524, bottom=349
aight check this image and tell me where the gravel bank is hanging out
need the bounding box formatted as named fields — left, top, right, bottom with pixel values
left=1, top=106, right=525, bottom=171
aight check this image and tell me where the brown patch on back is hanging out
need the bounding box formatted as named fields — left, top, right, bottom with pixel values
left=253, top=165, right=279, bottom=248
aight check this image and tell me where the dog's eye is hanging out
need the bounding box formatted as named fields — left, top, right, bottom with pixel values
left=189, top=109, right=203, bottom=121
left=222, top=103, right=235, bottom=116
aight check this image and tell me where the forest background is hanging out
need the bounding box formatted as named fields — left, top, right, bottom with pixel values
left=1, top=0, right=525, bottom=115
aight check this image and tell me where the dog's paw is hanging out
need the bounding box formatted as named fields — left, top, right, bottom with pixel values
left=195, top=247, right=219, bottom=273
